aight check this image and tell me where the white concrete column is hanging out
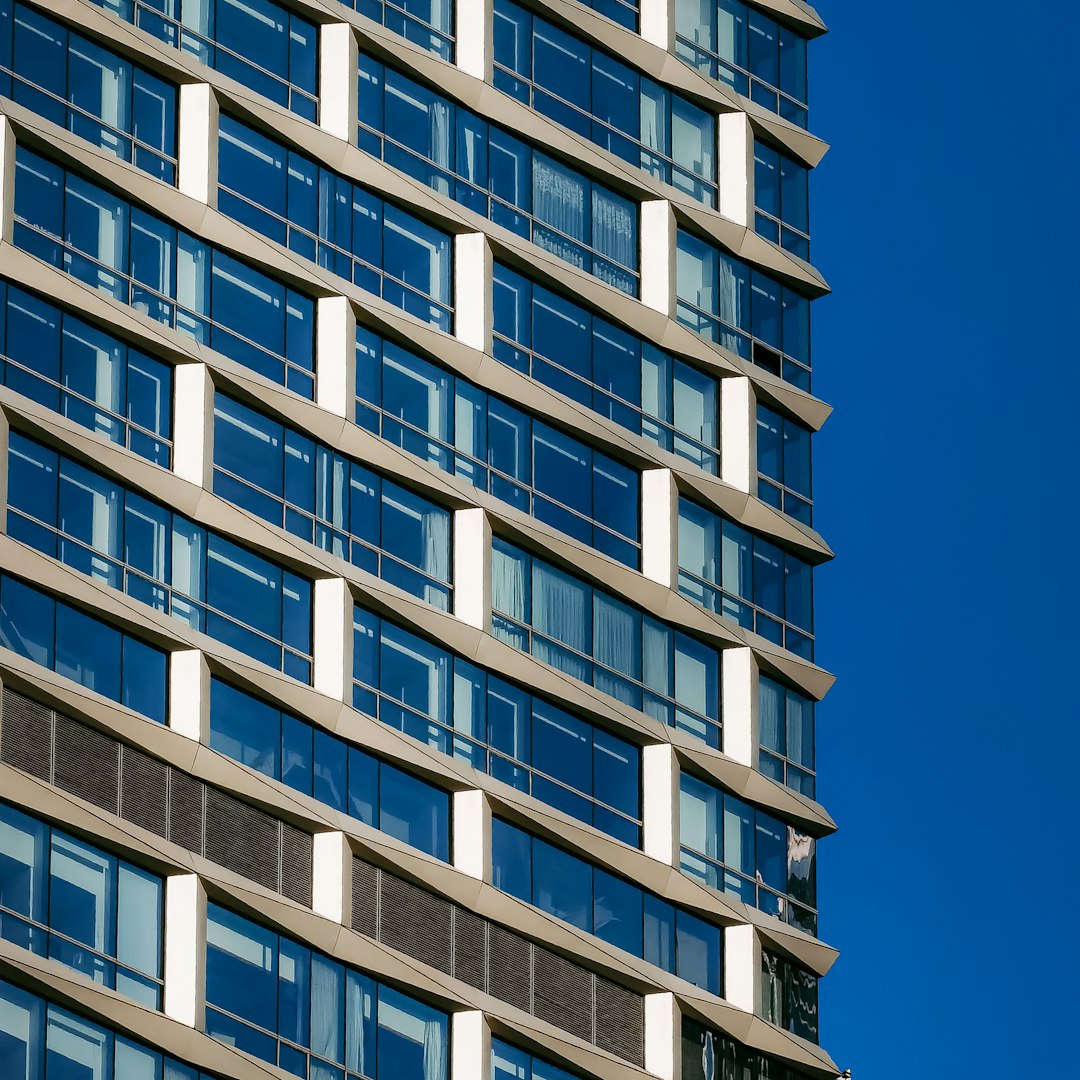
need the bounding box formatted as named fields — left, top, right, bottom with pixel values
left=724, top=923, right=758, bottom=1013
left=721, top=647, right=754, bottom=767
left=452, top=789, right=490, bottom=881
left=0, top=118, right=15, bottom=245
left=451, top=1010, right=490, bottom=1080
left=453, top=507, right=490, bottom=631
left=164, top=873, right=207, bottom=1029
left=168, top=650, right=209, bottom=743
left=173, top=362, right=214, bottom=488
left=642, top=743, right=678, bottom=865
left=717, top=113, right=753, bottom=229
left=316, top=296, right=357, bottom=420
left=312, top=831, right=351, bottom=924
left=640, top=0, right=674, bottom=50
left=640, top=200, right=675, bottom=317
left=456, top=0, right=490, bottom=81
left=178, top=83, right=218, bottom=207
left=313, top=577, right=352, bottom=702
left=320, top=23, right=359, bottom=143
left=641, top=468, right=677, bottom=588
left=455, top=232, right=490, bottom=353
left=644, top=992, right=678, bottom=1080
left=720, top=375, right=754, bottom=494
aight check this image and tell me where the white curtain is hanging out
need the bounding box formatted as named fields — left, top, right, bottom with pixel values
left=344, top=970, right=372, bottom=1077
left=533, top=560, right=588, bottom=653
left=591, top=186, right=636, bottom=275
left=420, top=504, right=450, bottom=585
left=532, top=156, right=586, bottom=266
left=639, top=79, right=667, bottom=179
left=310, top=955, right=344, bottom=1065
left=758, top=676, right=783, bottom=754
left=491, top=543, right=527, bottom=621
left=423, top=1016, right=447, bottom=1080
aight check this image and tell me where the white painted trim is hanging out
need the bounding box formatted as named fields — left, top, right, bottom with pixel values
left=177, top=83, right=218, bottom=207
left=312, top=831, right=350, bottom=923
left=640, top=200, right=675, bottom=317
left=163, top=874, right=206, bottom=1029
left=718, top=112, right=753, bottom=229
left=725, top=923, right=757, bottom=1013
left=453, top=507, right=490, bottom=630
left=173, top=362, right=214, bottom=489
left=644, top=992, right=677, bottom=1080
left=642, top=468, right=676, bottom=588
left=320, top=23, right=360, bottom=143
left=455, top=0, right=489, bottom=81
left=722, top=647, right=755, bottom=767
left=452, top=789, right=490, bottom=881
left=454, top=232, right=490, bottom=353
left=168, top=650, right=209, bottom=743
left=316, top=295, right=357, bottom=420
left=642, top=743, right=678, bottom=865
left=451, top=1009, right=490, bottom=1080
left=313, top=577, right=352, bottom=702
left=721, top=375, right=754, bottom=494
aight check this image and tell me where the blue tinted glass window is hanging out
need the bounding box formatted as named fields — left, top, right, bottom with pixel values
left=494, top=1, right=714, bottom=203
left=756, top=404, right=812, bottom=525
left=761, top=949, right=818, bottom=1043
left=354, top=607, right=642, bottom=844
left=680, top=772, right=817, bottom=936
left=675, top=227, right=812, bottom=390
left=356, top=0, right=454, bottom=60
left=218, top=115, right=453, bottom=333
left=7, top=432, right=312, bottom=680
left=206, top=903, right=449, bottom=1077
left=85, top=0, right=317, bottom=119
left=492, top=818, right=723, bottom=993
left=491, top=539, right=721, bottom=745
left=759, top=675, right=815, bottom=799
left=355, top=327, right=641, bottom=566
left=0, top=573, right=167, bottom=721
left=358, top=56, right=639, bottom=295
left=11, top=146, right=315, bottom=398
left=754, top=140, right=810, bottom=258
left=0, top=2, right=177, bottom=181
left=492, top=264, right=719, bottom=473
left=677, top=495, right=814, bottom=658
left=213, top=392, right=452, bottom=609
left=674, top=0, right=809, bottom=128
left=493, top=1038, right=587, bottom=1080
left=0, top=801, right=163, bottom=1008
left=209, top=679, right=450, bottom=860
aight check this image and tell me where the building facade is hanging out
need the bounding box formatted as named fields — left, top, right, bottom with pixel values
left=0, top=0, right=839, bottom=1078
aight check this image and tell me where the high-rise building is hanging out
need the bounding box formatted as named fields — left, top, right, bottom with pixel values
left=0, top=0, right=840, bottom=1078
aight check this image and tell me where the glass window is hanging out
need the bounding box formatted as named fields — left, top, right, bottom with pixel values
left=675, top=227, right=812, bottom=390
left=358, top=56, right=639, bottom=295
left=756, top=403, right=812, bottom=525
left=7, top=432, right=312, bottom=681
left=674, top=0, right=809, bottom=128
left=493, top=1, right=714, bottom=205
left=754, top=140, right=810, bottom=258
left=218, top=115, right=453, bottom=333
left=206, top=903, right=449, bottom=1078
left=355, top=0, right=454, bottom=60
left=353, top=607, right=643, bottom=845
left=680, top=772, right=817, bottom=935
left=0, top=3, right=177, bottom=181
left=0, top=802, right=163, bottom=1008
left=492, top=539, right=721, bottom=746
left=355, top=327, right=640, bottom=567
left=759, top=675, right=815, bottom=798
left=12, top=146, right=315, bottom=399
left=209, top=679, right=451, bottom=861
left=213, top=392, right=452, bottom=609
left=678, top=495, right=815, bottom=659
left=761, top=950, right=818, bottom=1043
left=0, top=573, right=167, bottom=722
left=492, top=818, right=723, bottom=994
left=492, top=263, right=719, bottom=473
left=493, top=1038, right=586, bottom=1080
left=85, top=0, right=317, bottom=120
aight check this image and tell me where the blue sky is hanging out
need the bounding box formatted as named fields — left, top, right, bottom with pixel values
left=812, top=2, right=1078, bottom=1076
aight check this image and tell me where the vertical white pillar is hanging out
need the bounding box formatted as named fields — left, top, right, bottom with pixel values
left=453, top=507, right=490, bottom=631
left=0, top=118, right=15, bottom=245
left=720, top=375, right=754, bottom=494
left=640, top=200, right=675, bottom=317
left=313, top=831, right=351, bottom=924
left=452, top=790, right=490, bottom=881
left=641, top=468, right=676, bottom=588
left=451, top=1010, right=490, bottom=1080
left=313, top=577, right=352, bottom=702
left=320, top=23, right=359, bottom=143
left=168, top=650, right=209, bottom=742
left=164, top=874, right=207, bottom=1029
left=316, top=296, right=357, bottom=420
left=718, top=113, right=753, bottom=228
left=721, top=647, right=754, bottom=767
left=456, top=0, right=490, bottom=81
left=644, top=993, right=678, bottom=1080
left=177, top=83, right=218, bottom=207
left=455, top=233, right=490, bottom=353
left=724, top=923, right=758, bottom=1013
left=173, top=362, right=214, bottom=488
left=642, top=743, right=678, bottom=865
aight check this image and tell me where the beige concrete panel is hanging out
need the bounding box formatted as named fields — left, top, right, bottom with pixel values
left=0, top=944, right=286, bottom=1080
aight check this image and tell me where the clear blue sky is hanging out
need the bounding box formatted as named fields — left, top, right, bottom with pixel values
left=812, top=2, right=1078, bottom=1076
